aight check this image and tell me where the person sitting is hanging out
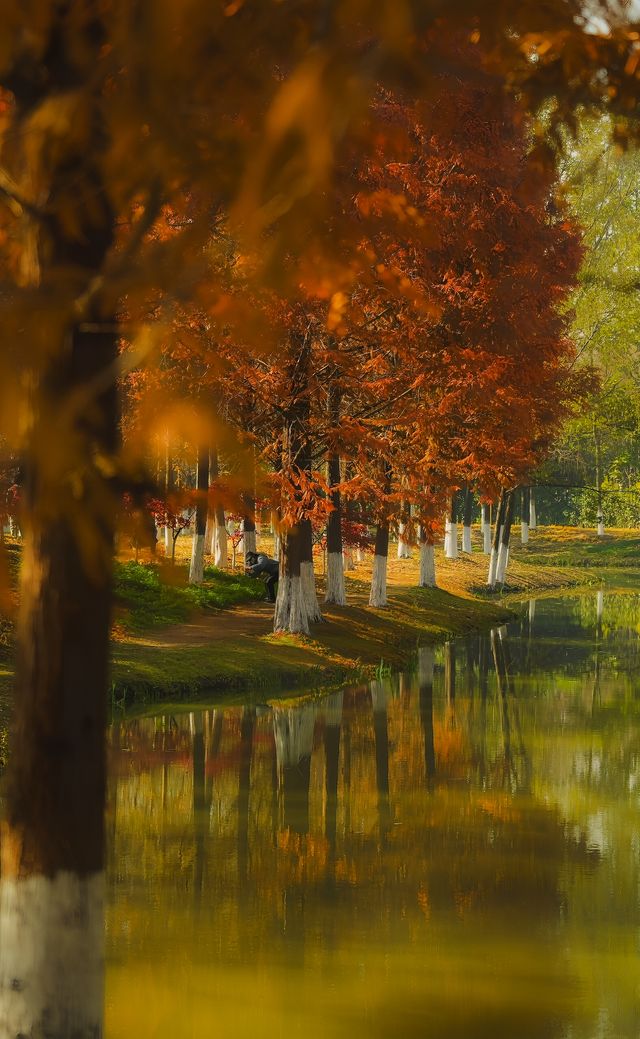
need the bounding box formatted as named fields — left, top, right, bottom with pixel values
left=245, top=550, right=279, bottom=603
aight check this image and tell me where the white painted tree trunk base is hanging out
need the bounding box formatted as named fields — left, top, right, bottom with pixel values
left=369, top=554, right=388, bottom=607
left=445, top=522, right=459, bottom=560
left=462, top=525, right=472, bottom=553
left=529, top=501, right=537, bottom=529
left=597, top=521, right=605, bottom=537
left=274, top=574, right=309, bottom=634
left=443, top=519, right=451, bottom=556
left=521, top=521, right=529, bottom=545
left=343, top=547, right=355, bottom=570
left=301, top=560, right=322, bottom=623
left=419, top=543, right=436, bottom=587
left=0, top=871, right=104, bottom=1039
left=496, top=542, right=509, bottom=584
left=213, top=524, right=228, bottom=568
left=325, top=551, right=346, bottom=605
left=189, top=532, right=205, bottom=584
left=355, top=547, right=364, bottom=563
left=487, top=545, right=499, bottom=588
left=483, top=525, right=492, bottom=554
left=164, top=525, right=172, bottom=554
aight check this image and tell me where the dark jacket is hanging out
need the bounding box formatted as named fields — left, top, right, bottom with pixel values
left=246, top=553, right=279, bottom=578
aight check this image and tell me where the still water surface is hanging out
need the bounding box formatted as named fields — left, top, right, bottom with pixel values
left=106, top=591, right=640, bottom=1038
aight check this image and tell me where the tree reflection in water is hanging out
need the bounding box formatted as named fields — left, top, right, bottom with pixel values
left=106, top=591, right=640, bottom=1039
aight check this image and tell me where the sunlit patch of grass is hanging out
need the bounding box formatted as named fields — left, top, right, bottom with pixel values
left=113, top=561, right=264, bottom=635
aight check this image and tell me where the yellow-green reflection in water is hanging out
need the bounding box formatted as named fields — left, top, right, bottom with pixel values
left=106, top=592, right=640, bottom=1038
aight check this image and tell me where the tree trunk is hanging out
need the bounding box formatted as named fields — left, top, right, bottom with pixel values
left=1, top=313, right=116, bottom=1039
left=487, top=491, right=507, bottom=589
left=300, top=518, right=322, bottom=623
left=210, top=447, right=228, bottom=568
left=342, top=493, right=355, bottom=571
left=164, top=435, right=175, bottom=556
left=482, top=503, right=492, bottom=554
left=274, top=523, right=309, bottom=634
left=0, top=39, right=120, bottom=1031
left=369, top=521, right=390, bottom=607
left=496, top=490, right=515, bottom=585
left=397, top=503, right=411, bottom=558
left=241, top=499, right=257, bottom=557
left=418, top=525, right=436, bottom=587
left=189, top=446, right=209, bottom=584
left=325, top=452, right=346, bottom=605
left=462, top=487, right=473, bottom=553
left=444, top=495, right=458, bottom=559
left=529, top=489, right=537, bottom=529
left=594, top=420, right=604, bottom=536
left=521, top=486, right=530, bottom=545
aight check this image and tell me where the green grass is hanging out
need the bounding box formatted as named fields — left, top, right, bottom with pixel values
left=113, top=561, right=265, bottom=634
left=517, top=532, right=640, bottom=570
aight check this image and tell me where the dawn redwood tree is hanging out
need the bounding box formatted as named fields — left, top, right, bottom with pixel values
left=189, top=447, right=209, bottom=584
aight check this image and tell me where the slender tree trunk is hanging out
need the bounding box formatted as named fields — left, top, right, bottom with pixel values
left=210, top=446, right=228, bottom=568
left=342, top=489, right=356, bottom=571
left=418, top=525, right=436, bottom=587
left=594, top=420, right=604, bottom=536
left=300, top=518, right=322, bottom=623
left=271, top=511, right=281, bottom=558
left=241, top=497, right=257, bottom=557
left=444, top=495, right=458, bottom=559
left=325, top=452, right=346, bottom=605
left=521, top=486, right=530, bottom=545
left=496, top=490, right=515, bottom=585
left=189, top=446, right=209, bottom=584
left=397, top=502, right=411, bottom=558
left=462, top=487, right=473, bottom=553
left=164, top=435, right=175, bottom=555
left=482, top=503, right=492, bottom=554
left=487, top=491, right=507, bottom=589
left=529, top=489, right=537, bottom=529
left=369, top=521, right=390, bottom=607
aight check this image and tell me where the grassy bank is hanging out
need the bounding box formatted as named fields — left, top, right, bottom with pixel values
left=109, top=527, right=603, bottom=708
left=0, top=525, right=625, bottom=715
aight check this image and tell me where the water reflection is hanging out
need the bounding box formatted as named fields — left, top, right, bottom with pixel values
left=106, top=591, right=640, bottom=1039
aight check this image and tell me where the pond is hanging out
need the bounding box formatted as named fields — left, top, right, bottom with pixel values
left=106, top=590, right=640, bottom=1039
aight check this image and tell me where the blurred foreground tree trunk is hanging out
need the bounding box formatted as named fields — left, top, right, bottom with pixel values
left=0, top=16, right=117, bottom=1039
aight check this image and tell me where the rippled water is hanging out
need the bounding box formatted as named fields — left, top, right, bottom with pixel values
left=106, top=591, right=640, bottom=1038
